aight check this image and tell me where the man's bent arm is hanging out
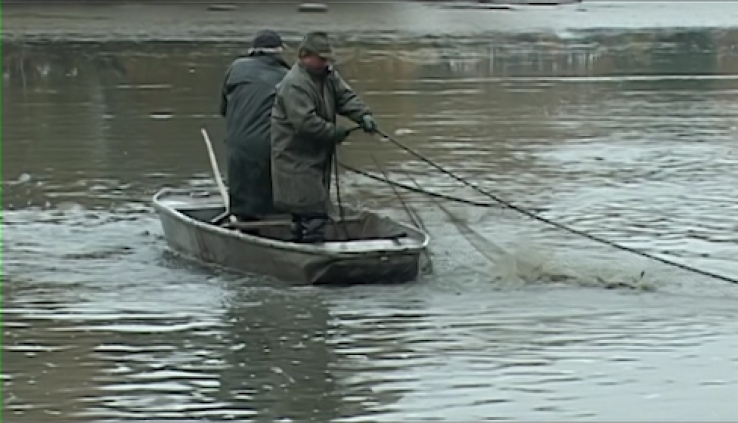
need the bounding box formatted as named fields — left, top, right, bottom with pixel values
left=334, top=72, right=371, bottom=123
left=281, top=84, right=336, bottom=142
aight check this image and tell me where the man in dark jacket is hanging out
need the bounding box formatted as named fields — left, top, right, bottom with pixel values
left=271, top=31, right=377, bottom=243
left=220, top=29, right=291, bottom=223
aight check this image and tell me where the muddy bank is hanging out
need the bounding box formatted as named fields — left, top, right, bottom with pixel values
left=5, top=1, right=738, bottom=44
left=1, top=2, right=447, bottom=43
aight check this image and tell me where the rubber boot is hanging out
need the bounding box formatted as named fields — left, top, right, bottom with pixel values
left=301, top=217, right=327, bottom=244
left=291, top=214, right=327, bottom=244
left=290, top=219, right=304, bottom=243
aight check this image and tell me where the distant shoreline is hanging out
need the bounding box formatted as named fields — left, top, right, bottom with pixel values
left=2, top=1, right=736, bottom=45
left=0, top=1, right=580, bottom=44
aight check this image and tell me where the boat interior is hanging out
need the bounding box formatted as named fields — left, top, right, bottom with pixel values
left=179, top=205, right=414, bottom=244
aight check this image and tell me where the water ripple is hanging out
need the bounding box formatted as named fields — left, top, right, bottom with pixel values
left=4, top=30, right=738, bottom=422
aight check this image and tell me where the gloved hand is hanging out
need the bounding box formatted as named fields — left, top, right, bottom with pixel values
left=359, top=114, right=378, bottom=133
left=332, top=126, right=351, bottom=144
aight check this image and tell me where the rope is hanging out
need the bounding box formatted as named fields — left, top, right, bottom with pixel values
left=368, top=154, right=425, bottom=231
left=371, top=129, right=738, bottom=285
left=332, top=125, right=364, bottom=241
left=340, top=162, right=505, bottom=209
left=332, top=149, right=351, bottom=241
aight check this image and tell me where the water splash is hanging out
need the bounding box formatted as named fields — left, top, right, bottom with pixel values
left=427, top=203, right=663, bottom=291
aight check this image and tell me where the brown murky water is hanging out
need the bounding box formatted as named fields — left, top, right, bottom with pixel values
left=3, top=2, right=738, bottom=421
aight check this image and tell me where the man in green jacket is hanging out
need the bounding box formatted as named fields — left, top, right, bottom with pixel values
left=271, top=31, right=377, bottom=243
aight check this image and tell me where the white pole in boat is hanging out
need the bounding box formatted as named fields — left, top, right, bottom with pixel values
left=200, top=128, right=234, bottom=223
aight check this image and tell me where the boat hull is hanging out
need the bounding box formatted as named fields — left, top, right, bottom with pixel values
left=152, top=188, right=429, bottom=285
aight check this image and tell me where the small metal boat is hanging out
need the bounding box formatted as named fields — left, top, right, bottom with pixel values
left=152, top=187, right=430, bottom=285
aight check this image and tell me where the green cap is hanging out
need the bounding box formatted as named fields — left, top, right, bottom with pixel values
left=298, top=31, right=335, bottom=62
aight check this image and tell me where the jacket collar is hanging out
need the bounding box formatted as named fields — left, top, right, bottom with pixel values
left=247, top=52, right=291, bottom=69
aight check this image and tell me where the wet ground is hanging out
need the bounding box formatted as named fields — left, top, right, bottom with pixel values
left=3, top=1, right=738, bottom=421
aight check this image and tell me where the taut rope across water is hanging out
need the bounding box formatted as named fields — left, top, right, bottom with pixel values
left=351, top=128, right=738, bottom=285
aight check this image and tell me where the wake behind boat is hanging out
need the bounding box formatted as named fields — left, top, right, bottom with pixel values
left=152, top=187, right=430, bottom=285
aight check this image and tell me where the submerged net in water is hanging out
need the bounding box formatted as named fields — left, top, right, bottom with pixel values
left=406, top=202, right=669, bottom=291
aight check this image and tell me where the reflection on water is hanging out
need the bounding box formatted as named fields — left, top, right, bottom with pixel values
left=3, top=21, right=738, bottom=422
